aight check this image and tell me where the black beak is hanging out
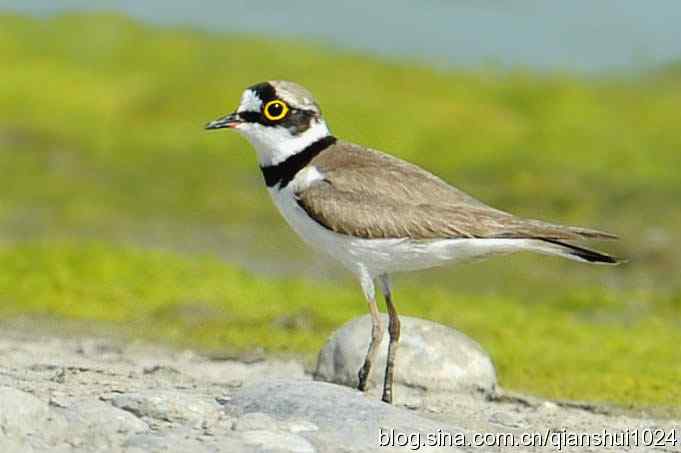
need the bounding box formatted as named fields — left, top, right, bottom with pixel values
left=205, top=112, right=241, bottom=130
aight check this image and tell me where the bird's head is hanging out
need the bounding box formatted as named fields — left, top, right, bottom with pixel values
left=206, top=81, right=331, bottom=166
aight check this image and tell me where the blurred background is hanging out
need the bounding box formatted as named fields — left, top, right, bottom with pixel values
left=0, top=1, right=679, bottom=413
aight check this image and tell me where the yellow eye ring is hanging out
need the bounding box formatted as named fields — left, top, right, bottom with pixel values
left=263, top=100, right=289, bottom=121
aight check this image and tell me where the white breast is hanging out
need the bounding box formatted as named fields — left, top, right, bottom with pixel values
left=267, top=174, right=535, bottom=279
left=268, top=184, right=368, bottom=275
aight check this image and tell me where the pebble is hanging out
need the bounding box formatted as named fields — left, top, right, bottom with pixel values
left=315, top=314, right=497, bottom=398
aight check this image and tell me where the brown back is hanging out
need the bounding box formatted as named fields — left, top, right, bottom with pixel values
left=296, top=140, right=616, bottom=241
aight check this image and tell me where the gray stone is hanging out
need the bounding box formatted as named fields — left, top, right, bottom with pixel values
left=286, top=420, right=319, bottom=434
left=241, top=430, right=316, bottom=453
left=0, top=387, right=50, bottom=436
left=124, top=429, right=254, bottom=453
left=0, top=386, right=68, bottom=443
left=224, top=379, right=467, bottom=453
left=0, top=435, right=34, bottom=453
left=60, top=399, right=149, bottom=436
left=111, top=390, right=220, bottom=426
left=488, top=410, right=527, bottom=429
left=179, top=359, right=306, bottom=386
left=314, top=315, right=496, bottom=397
left=233, top=412, right=277, bottom=431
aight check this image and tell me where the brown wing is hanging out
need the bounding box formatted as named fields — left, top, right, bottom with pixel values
left=296, top=141, right=616, bottom=241
left=307, top=140, right=497, bottom=210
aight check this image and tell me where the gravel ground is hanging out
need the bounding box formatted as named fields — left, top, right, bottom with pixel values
left=0, top=321, right=678, bottom=453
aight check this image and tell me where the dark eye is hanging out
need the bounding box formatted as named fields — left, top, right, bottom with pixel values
left=263, top=100, right=289, bottom=121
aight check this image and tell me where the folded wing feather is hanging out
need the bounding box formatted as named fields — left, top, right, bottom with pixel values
left=295, top=140, right=616, bottom=241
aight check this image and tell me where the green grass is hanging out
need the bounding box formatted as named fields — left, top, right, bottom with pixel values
left=0, top=241, right=679, bottom=412
left=0, top=12, right=680, bottom=412
left=1, top=13, right=680, bottom=253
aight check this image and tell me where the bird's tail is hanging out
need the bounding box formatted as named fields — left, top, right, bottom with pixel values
left=530, top=239, right=622, bottom=265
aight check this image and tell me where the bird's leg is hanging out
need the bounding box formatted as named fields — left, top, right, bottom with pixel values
left=380, top=274, right=400, bottom=404
left=357, top=297, right=383, bottom=391
left=357, top=271, right=384, bottom=392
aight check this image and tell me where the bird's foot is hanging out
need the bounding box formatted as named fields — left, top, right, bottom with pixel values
left=381, top=388, right=393, bottom=404
left=357, top=364, right=371, bottom=392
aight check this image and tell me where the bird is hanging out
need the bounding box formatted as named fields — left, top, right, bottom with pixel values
left=205, top=80, right=621, bottom=404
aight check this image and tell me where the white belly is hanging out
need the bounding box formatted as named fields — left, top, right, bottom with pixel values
left=268, top=187, right=530, bottom=278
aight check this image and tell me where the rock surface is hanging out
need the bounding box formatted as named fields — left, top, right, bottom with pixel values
left=111, top=389, right=221, bottom=426
left=314, top=314, right=496, bottom=400
left=0, top=322, right=678, bottom=452
left=226, top=379, right=467, bottom=452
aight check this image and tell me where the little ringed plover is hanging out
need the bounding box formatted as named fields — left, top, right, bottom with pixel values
left=206, top=80, right=621, bottom=404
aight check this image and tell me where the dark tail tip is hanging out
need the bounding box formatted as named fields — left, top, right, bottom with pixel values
left=542, top=239, right=623, bottom=265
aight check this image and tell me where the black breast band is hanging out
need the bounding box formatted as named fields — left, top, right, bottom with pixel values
left=259, top=135, right=337, bottom=189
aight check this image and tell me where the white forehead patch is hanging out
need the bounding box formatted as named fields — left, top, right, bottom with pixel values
left=238, top=89, right=262, bottom=113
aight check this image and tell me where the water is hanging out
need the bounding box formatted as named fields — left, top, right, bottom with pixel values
left=1, top=0, right=680, bottom=73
